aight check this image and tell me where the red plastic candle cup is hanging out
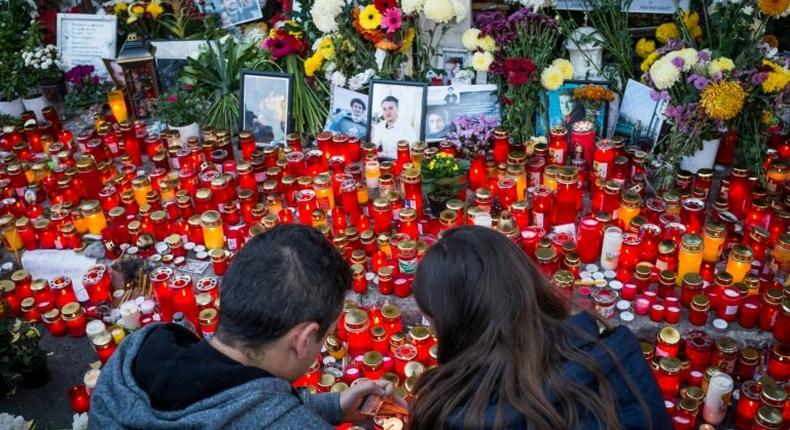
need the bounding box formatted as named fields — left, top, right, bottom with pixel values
left=665, top=306, right=681, bottom=324
left=68, top=385, right=91, bottom=413
left=738, top=297, right=761, bottom=329
left=393, top=343, right=418, bottom=380
left=42, top=309, right=67, bottom=337
left=643, top=290, right=658, bottom=304
left=650, top=304, right=666, bottom=322
left=634, top=297, right=651, bottom=315
left=622, top=283, right=637, bottom=300
left=393, top=277, right=411, bottom=298
left=717, top=288, right=741, bottom=322
left=61, top=302, right=87, bottom=337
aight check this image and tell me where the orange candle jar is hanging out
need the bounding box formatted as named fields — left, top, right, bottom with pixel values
left=725, top=245, right=754, bottom=283
left=200, top=210, right=224, bottom=250
left=677, top=233, right=703, bottom=286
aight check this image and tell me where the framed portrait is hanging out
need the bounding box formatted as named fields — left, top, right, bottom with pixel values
left=535, top=80, right=610, bottom=137
left=325, top=86, right=369, bottom=141
left=368, top=80, right=427, bottom=160
left=200, top=0, right=263, bottom=28
left=614, top=79, right=667, bottom=147
left=150, top=40, right=207, bottom=91
left=439, top=48, right=471, bottom=84
left=424, top=84, right=501, bottom=142
left=57, top=14, right=117, bottom=79
left=240, top=70, right=293, bottom=147
left=102, top=58, right=126, bottom=88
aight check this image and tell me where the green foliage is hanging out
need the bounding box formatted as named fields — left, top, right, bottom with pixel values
left=153, top=86, right=211, bottom=127
left=0, top=0, right=38, bottom=100
left=0, top=318, right=47, bottom=375
left=421, top=154, right=469, bottom=196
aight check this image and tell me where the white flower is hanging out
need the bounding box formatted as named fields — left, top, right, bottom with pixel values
left=450, top=0, right=468, bottom=22
left=323, top=61, right=337, bottom=73
left=330, top=71, right=347, bottom=87
left=518, top=0, right=554, bottom=11
left=423, top=0, right=456, bottom=23
left=72, top=413, right=89, bottom=430
left=649, top=57, right=681, bottom=90
left=677, top=48, right=698, bottom=72
left=471, top=51, right=494, bottom=72
left=0, top=413, right=27, bottom=430
left=348, top=68, right=375, bottom=90
left=462, top=28, right=480, bottom=51
left=310, top=0, right=343, bottom=33
left=742, top=5, right=753, bottom=15
left=453, top=69, right=475, bottom=84
left=401, top=0, right=426, bottom=14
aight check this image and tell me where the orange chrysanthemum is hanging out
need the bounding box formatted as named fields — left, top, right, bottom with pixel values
left=764, top=34, right=779, bottom=48
left=573, top=84, right=615, bottom=103
left=353, top=8, right=384, bottom=44
left=757, top=0, right=790, bottom=17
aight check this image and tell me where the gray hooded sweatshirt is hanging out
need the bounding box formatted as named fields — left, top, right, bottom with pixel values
left=88, top=324, right=342, bottom=429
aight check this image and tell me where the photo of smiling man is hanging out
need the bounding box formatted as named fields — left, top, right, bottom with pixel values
left=368, top=81, right=426, bottom=160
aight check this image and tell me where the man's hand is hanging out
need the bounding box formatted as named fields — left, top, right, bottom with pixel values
left=338, top=380, right=395, bottom=422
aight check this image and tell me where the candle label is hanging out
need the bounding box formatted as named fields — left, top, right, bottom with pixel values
left=593, top=160, right=607, bottom=181
left=534, top=213, right=545, bottom=229
left=399, top=259, right=417, bottom=275
left=549, top=148, right=564, bottom=165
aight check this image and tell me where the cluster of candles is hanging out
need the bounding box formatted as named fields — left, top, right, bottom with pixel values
left=3, top=105, right=790, bottom=425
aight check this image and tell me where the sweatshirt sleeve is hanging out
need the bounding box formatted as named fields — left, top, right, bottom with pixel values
left=297, top=389, right=343, bottom=425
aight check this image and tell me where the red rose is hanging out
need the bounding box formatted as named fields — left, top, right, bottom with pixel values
left=374, top=0, right=397, bottom=12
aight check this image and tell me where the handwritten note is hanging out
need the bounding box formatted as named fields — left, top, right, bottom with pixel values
left=57, top=14, right=118, bottom=78
left=22, top=250, right=97, bottom=302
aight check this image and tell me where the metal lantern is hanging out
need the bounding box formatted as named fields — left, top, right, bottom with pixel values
left=115, top=33, right=159, bottom=119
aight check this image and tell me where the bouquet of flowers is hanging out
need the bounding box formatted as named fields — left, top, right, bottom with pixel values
left=64, top=65, right=113, bottom=114
left=0, top=0, right=38, bottom=101
left=261, top=21, right=329, bottom=136
left=445, top=114, right=500, bottom=159
left=21, top=44, right=62, bottom=84
left=572, top=84, right=614, bottom=121
left=108, top=0, right=168, bottom=40
left=421, top=152, right=469, bottom=205
left=153, top=84, right=211, bottom=127
left=404, top=0, right=468, bottom=80
left=465, top=8, right=565, bottom=142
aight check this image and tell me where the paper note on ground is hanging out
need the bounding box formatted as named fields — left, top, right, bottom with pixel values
left=22, top=250, right=97, bottom=302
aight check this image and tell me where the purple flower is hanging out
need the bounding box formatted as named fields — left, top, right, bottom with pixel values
left=698, top=50, right=711, bottom=62
left=687, top=74, right=709, bottom=90
left=751, top=72, right=768, bottom=85
left=650, top=90, right=670, bottom=102
left=671, top=56, right=685, bottom=69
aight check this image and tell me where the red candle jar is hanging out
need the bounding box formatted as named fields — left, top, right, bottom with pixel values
left=711, top=337, right=738, bottom=375
left=531, top=185, right=554, bottom=231
left=571, top=120, right=596, bottom=166
left=362, top=351, right=385, bottom=380
left=82, top=271, right=111, bottom=305
left=680, top=198, right=705, bottom=235
left=68, top=385, right=91, bottom=413
left=238, top=131, right=256, bottom=160
left=61, top=302, right=87, bottom=337
left=492, top=128, right=510, bottom=164
left=717, top=288, right=741, bottom=322
left=393, top=343, right=418, bottom=379
left=775, top=298, right=790, bottom=343
left=295, top=189, right=317, bottom=226
left=1, top=280, right=21, bottom=316
left=370, top=326, right=389, bottom=354
left=198, top=308, right=219, bottom=340
left=680, top=273, right=703, bottom=307
left=30, top=279, right=55, bottom=306
left=11, top=270, right=32, bottom=299
left=92, top=332, right=117, bottom=364
left=548, top=126, right=568, bottom=165
left=345, top=309, right=371, bottom=357
left=768, top=343, right=790, bottom=382
left=394, top=277, right=411, bottom=298
left=372, top=197, right=392, bottom=234
left=209, top=249, right=228, bottom=275
left=21, top=298, right=39, bottom=322
left=169, top=275, right=199, bottom=327
left=351, top=264, right=367, bottom=294
left=684, top=330, right=712, bottom=371
left=554, top=167, right=578, bottom=225
left=739, top=296, right=761, bottom=329
left=734, top=380, right=761, bottom=430
left=576, top=216, right=602, bottom=264
left=409, top=326, right=432, bottom=364
left=759, top=288, right=783, bottom=331
left=534, top=247, right=559, bottom=278
left=727, top=167, right=751, bottom=218
left=381, top=304, right=402, bottom=337
left=655, top=326, right=681, bottom=358
left=150, top=267, right=175, bottom=321
left=734, top=347, right=760, bottom=383
left=42, top=309, right=67, bottom=337
left=592, top=139, right=616, bottom=181
left=378, top=266, right=394, bottom=295
left=657, top=356, right=682, bottom=399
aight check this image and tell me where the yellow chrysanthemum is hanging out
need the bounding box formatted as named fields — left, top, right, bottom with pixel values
left=708, top=57, right=735, bottom=76
left=762, top=60, right=790, bottom=93
left=757, top=0, right=790, bottom=16
left=700, top=80, right=746, bottom=121
left=635, top=38, right=656, bottom=59
left=540, top=65, right=564, bottom=91
left=304, top=52, right=324, bottom=77
left=471, top=51, right=494, bottom=72
left=146, top=0, right=164, bottom=19
left=400, top=27, right=416, bottom=53
left=640, top=51, right=659, bottom=73
left=655, top=22, right=680, bottom=44
left=764, top=34, right=779, bottom=48
left=551, top=58, right=574, bottom=80
left=359, top=5, right=382, bottom=30
left=690, top=25, right=702, bottom=39
left=462, top=28, right=480, bottom=51
left=681, top=10, right=699, bottom=29
left=127, top=2, right=145, bottom=22
left=476, top=35, right=496, bottom=52
left=318, top=37, right=335, bottom=60
left=113, top=1, right=128, bottom=13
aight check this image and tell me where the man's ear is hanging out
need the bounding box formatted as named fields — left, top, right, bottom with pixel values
left=289, top=321, right=322, bottom=359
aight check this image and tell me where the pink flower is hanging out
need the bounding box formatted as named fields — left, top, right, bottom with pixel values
left=167, top=94, right=177, bottom=103
left=380, top=8, right=402, bottom=34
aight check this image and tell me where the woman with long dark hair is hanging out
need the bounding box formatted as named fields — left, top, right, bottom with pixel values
left=410, top=226, right=671, bottom=430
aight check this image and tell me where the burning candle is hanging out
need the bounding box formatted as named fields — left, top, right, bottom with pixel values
left=676, top=233, right=703, bottom=286
left=702, top=373, right=733, bottom=425
left=725, top=245, right=754, bottom=283
left=92, top=332, right=117, bottom=364
left=108, top=89, right=129, bottom=123
left=200, top=211, right=224, bottom=250
left=344, top=309, right=371, bottom=357
left=68, top=385, right=91, bottom=413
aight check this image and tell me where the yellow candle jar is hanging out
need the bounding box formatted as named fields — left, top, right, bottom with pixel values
left=314, top=173, right=335, bottom=210
left=201, top=210, right=224, bottom=250
left=83, top=203, right=108, bottom=236
left=108, top=89, right=129, bottom=123
left=543, top=165, right=560, bottom=191
left=702, top=222, right=726, bottom=263
left=618, top=191, right=642, bottom=229
left=132, top=176, right=152, bottom=207
left=506, top=164, right=527, bottom=201
left=71, top=211, right=89, bottom=235
left=725, top=245, right=754, bottom=283
left=0, top=214, right=22, bottom=251
left=677, top=233, right=704, bottom=286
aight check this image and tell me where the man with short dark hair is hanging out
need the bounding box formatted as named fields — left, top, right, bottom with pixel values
left=89, top=225, right=393, bottom=429
left=372, top=95, right=419, bottom=160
